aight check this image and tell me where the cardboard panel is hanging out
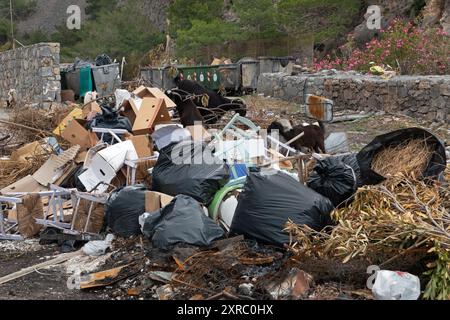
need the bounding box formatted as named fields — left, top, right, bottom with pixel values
left=82, top=101, right=102, bottom=120
left=32, top=145, right=80, bottom=186
left=126, top=135, right=154, bottom=158
left=1, top=175, right=48, bottom=194
left=11, top=141, right=47, bottom=162
left=133, top=86, right=176, bottom=109
left=145, top=191, right=174, bottom=212
left=132, top=98, right=171, bottom=135
left=53, top=108, right=83, bottom=136
left=61, top=119, right=99, bottom=151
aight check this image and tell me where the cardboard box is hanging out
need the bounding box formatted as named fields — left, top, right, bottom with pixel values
left=61, top=118, right=99, bottom=151
left=121, top=96, right=143, bottom=125
left=53, top=108, right=83, bottom=136
left=145, top=191, right=174, bottom=212
left=132, top=98, right=172, bottom=136
left=78, top=141, right=138, bottom=193
left=82, top=101, right=102, bottom=120
left=126, top=135, right=154, bottom=158
left=133, top=86, right=176, bottom=109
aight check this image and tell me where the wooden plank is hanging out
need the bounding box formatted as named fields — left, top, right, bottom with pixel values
left=0, top=251, right=82, bottom=285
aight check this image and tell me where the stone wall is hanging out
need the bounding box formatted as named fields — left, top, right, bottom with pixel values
left=258, top=71, right=450, bottom=123
left=0, top=43, right=61, bottom=108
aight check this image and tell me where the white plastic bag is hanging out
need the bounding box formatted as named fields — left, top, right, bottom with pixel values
left=82, top=234, right=115, bottom=256
left=372, top=270, right=421, bottom=300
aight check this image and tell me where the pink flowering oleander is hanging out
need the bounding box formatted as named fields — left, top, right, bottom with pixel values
left=308, top=18, right=449, bottom=75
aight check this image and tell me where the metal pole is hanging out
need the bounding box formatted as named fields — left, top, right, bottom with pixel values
left=9, top=0, right=15, bottom=50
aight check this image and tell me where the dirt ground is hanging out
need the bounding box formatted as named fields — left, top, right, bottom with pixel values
left=0, top=242, right=105, bottom=300
left=0, top=96, right=448, bottom=300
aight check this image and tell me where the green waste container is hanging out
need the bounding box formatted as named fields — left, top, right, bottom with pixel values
left=178, top=65, right=222, bottom=91
left=64, top=66, right=94, bottom=99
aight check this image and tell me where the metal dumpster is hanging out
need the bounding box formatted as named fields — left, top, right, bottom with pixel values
left=238, top=57, right=260, bottom=92
left=218, top=64, right=240, bottom=92
left=177, top=65, right=223, bottom=90
left=64, top=66, right=94, bottom=99
left=259, top=56, right=296, bottom=74
left=92, top=63, right=121, bottom=98
left=140, top=66, right=177, bottom=91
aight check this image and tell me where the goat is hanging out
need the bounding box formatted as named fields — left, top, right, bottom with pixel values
left=268, top=119, right=326, bottom=154
left=165, top=89, right=204, bottom=127
left=173, top=76, right=247, bottom=124
left=7, top=89, right=17, bottom=108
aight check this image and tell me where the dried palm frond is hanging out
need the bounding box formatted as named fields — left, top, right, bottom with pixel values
left=371, top=139, right=434, bottom=179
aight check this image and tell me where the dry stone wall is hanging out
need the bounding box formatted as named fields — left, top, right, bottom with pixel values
left=258, top=71, right=450, bottom=123
left=0, top=43, right=61, bottom=108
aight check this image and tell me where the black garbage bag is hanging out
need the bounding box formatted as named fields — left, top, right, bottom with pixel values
left=152, top=141, right=229, bottom=205
left=73, top=166, right=87, bottom=192
left=230, top=170, right=334, bottom=246
left=307, top=157, right=357, bottom=207
left=88, top=102, right=132, bottom=143
left=95, top=54, right=113, bottom=66
left=140, top=195, right=224, bottom=249
left=334, top=153, right=362, bottom=187
left=105, top=185, right=146, bottom=237
left=356, top=128, right=447, bottom=186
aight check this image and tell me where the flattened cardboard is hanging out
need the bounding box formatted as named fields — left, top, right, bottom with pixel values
left=1, top=175, right=48, bottom=194
left=61, top=118, right=98, bottom=151
left=133, top=86, right=176, bottom=109
left=125, top=135, right=154, bottom=158
left=145, top=191, right=174, bottom=212
left=53, top=108, right=83, bottom=136
left=132, top=98, right=171, bottom=135
left=11, top=141, right=47, bottom=162
left=32, top=145, right=80, bottom=186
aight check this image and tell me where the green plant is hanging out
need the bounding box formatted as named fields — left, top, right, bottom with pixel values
left=314, top=19, right=450, bottom=75
left=423, top=246, right=450, bottom=300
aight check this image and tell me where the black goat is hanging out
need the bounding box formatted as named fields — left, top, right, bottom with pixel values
left=165, top=89, right=204, bottom=127
left=268, top=119, right=326, bottom=154
left=173, top=76, right=247, bottom=124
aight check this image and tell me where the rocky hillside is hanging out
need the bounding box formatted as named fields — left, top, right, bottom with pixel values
left=15, top=0, right=170, bottom=36
left=353, top=0, right=450, bottom=46
left=16, top=0, right=88, bottom=35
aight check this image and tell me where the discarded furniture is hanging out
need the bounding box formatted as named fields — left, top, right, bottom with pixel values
left=91, top=127, right=128, bottom=145
left=125, top=154, right=159, bottom=186
left=1, top=186, right=108, bottom=241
